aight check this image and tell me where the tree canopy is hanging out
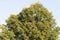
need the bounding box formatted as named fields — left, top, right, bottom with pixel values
left=0, top=25, right=15, bottom=40
left=0, top=3, right=60, bottom=40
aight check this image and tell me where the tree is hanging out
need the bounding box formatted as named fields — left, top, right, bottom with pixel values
left=5, top=3, right=60, bottom=40
left=0, top=25, right=15, bottom=40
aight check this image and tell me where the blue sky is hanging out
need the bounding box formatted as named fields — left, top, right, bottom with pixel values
left=0, top=0, right=60, bottom=26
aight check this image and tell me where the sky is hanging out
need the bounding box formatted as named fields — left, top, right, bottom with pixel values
left=0, top=0, right=60, bottom=26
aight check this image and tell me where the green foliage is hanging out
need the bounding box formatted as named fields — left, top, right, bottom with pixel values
left=0, top=3, right=60, bottom=40
left=0, top=25, right=15, bottom=40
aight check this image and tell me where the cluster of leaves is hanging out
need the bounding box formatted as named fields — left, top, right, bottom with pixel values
left=0, top=25, right=15, bottom=40
left=0, top=3, right=60, bottom=40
